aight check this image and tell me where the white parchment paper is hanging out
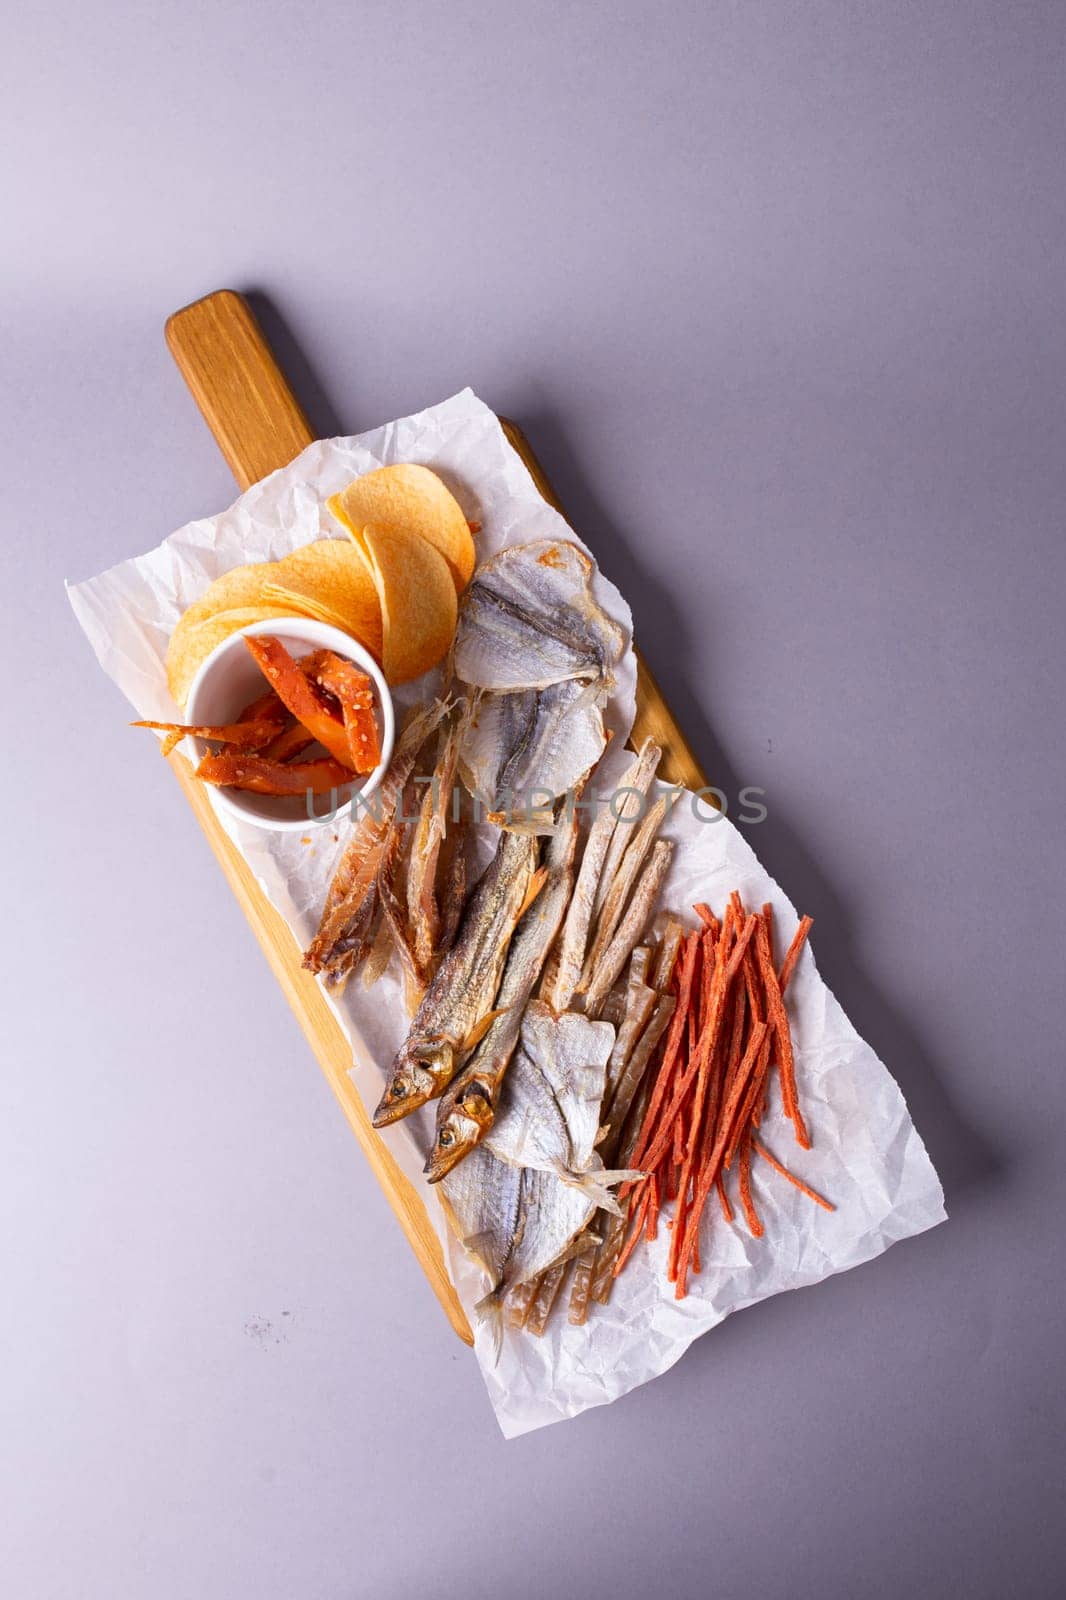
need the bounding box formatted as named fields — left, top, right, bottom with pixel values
left=68, top=389, right=945, bottom=1438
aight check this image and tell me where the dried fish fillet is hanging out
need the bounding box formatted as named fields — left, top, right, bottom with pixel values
left=454, top=539, right=625, bottom=692
left=459, top=679, right=607, bottom=820
left=484, top=1005, right=636, bottom=1214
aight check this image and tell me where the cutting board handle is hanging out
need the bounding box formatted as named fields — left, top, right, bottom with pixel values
left=166, top=291, right=315, bottom=491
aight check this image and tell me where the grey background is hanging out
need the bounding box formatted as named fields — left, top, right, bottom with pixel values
left=3, top=3, right=1064, bottom=1597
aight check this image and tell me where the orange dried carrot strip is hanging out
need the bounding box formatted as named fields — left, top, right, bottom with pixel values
left=646, top=1173, right=661, bottom=1241
left=725, top=1024, right=774, bottom=1167
left=751, top=1137, right=835, bottom=1211
left=715, top=1174, right=733, bottom=1223
left=196, top=752, right=353, bottom=796
left=693, top=902, right=717, bottom=929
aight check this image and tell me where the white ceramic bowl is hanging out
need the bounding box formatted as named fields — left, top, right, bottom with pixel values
left=184, top=616, right=395, bottom=833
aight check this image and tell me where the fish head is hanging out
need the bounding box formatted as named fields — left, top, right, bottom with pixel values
left=423, top=1083, right=494, bottom=1183
left=372, top=1037, right=454, bottom=1127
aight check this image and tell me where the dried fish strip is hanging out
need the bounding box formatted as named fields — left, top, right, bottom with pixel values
left=582, top=841, right=674, bottom=1019
left=546, top=741, right=661, bottom=1012
left=579, top=793, right=675, bottom=991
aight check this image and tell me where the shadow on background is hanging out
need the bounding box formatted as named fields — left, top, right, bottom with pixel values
left=235, top=298, right=998, bottom=1210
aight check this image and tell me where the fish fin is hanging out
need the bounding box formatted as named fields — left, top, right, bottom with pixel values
left=553, top=1164, right=643, bottom=1217
left=473, top=1286, right=505, bottom=1365
left=516, top=866, right=549, bottom=920
left=461, top=1007, right=510, bottom=1054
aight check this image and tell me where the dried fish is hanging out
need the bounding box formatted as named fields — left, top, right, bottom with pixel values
left=423, top=803, right=580, bottom=1183
left=579, top=793, right=675, bottom=992
left=591, top=746, right=663, bottom=921
left=454, top=539, right=625, bottom=693
left=304, top=699, right=448, bottom=977
left=546, top=741, right=661, bottom=1012
left=372, top=830, right=542, bottom=1126
left=582, top=841, right=674, bottom=1019
left=604, top=946, right=657, bottom=1104
left=459, top=679, right=607, bottom=821
left=484, top=1004, right=637, bottom=1214
left=407, top=706, right=465, bottom=973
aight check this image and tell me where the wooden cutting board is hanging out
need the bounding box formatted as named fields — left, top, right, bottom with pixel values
left=164, top=289, right=707, bottom=1344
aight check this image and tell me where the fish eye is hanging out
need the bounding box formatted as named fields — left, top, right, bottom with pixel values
left=438, top=1128, right=454, bottom=1147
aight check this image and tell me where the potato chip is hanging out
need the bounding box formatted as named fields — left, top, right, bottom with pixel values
left=176, top=562, right=280, bottom=631
left=362, top=524, right=458, bottom=685
left=166, top=604, right=293, bottom=707
left=264, top=540, right=383, bottom=658
left=327, top=464, right=476, bottom=592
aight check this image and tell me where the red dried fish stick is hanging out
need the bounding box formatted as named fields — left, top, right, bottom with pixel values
left=737, top=1134, right=764, bottom=1237
left=751, top=1137, right=835, bottom=1211
left=755, top=915, right=810, bottom=1148
left=778, top=915, right=814, bottom=994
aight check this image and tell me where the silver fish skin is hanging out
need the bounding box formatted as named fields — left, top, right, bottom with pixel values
left=459, top=679, right=607, bottom=820
left=441, top=1142, right=523, bottom=1289
left=474, top=1168, right=601, bottom=1356
left=372, top=829, right=539, bottom=1127
left=454, top=539, right=625, bottom=692
left=424, top=805, right=580, bottom=1183
left=484, top=1004, right=637, bottom=1214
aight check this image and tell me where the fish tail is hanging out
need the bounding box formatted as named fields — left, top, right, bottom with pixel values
left=473, top=1285, right=505, bottom=1365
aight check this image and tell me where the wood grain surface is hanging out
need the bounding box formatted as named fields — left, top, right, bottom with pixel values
left=163, top=288, right=708, bottom=1343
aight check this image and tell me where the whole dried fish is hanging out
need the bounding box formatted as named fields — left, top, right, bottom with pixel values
left=424, top=803, right=580, bottom=1183
left=454, top=539, right=625, bottom=692
left=484, top=1004, right=638, bottom=1214
left=459, top=679, right=607, bottom=821
left=372, top=830, right=542, bottom=1126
